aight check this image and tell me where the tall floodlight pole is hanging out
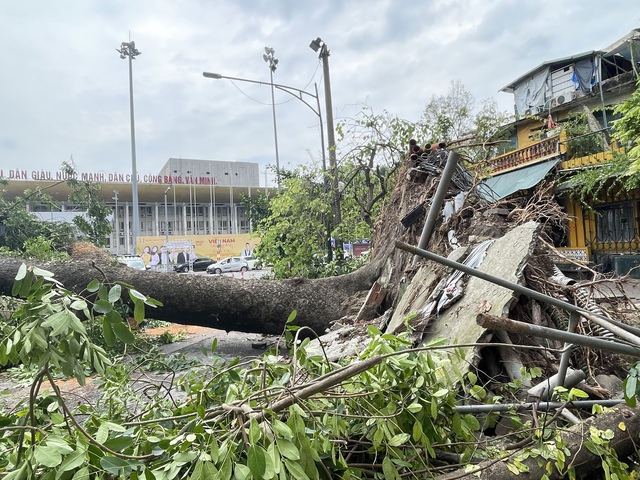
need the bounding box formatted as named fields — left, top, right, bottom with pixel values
left=116, top=40, right=141, bottom=254
left=203, top=70, right=326, bottom=190
left=263, top=47, right=280, bottom=188
left=310, top=37, right=341, bottom=261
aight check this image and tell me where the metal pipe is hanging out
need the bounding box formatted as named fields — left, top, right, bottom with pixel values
left=396, top=241, right=640, bottom=345
left=528, top=367, right=586, bottom=401
left=454, top=399, right=624, bottom=414
left=556, top=311, right=581, bottom=388
left=477, top=314, right=640, bottom=357
left=412, top=151, right=461, bottom=265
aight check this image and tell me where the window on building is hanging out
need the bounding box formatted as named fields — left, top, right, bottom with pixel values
left=595, top=202, right=636, bottom=243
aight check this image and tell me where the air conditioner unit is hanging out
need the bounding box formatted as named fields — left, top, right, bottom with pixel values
left=552, top=94, right=568, bottom=107
left=524, top=106, right=540, bottom=115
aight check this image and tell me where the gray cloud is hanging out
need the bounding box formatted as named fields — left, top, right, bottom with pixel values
left=0, top=0, right=638, bottom=187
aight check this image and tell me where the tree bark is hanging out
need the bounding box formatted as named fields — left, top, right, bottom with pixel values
left=435, top=404, right=640, bottom=480
left=0, top=257, right=383, bottom=335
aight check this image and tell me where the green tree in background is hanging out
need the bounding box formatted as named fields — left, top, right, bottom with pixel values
left=0, top=163, right=112, bottom=255
left=0, top=183, right=76, bottom=255
left=253, top=166, right=329, bottom=278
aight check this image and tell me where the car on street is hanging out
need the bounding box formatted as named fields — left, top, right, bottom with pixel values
left=116, top=254, right=147, bottom=271
left=241, top=256, right=262, bottom=270
left=206, top=257, right=249, bottom=275
left=174, top=257, right=215, bottom=273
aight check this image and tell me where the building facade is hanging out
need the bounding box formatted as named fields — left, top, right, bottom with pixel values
left=1, top=158, right=273, bottom=257
left=478, top=28, right=640, bottom=275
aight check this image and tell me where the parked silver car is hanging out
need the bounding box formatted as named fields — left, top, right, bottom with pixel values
left=206, top=257, right=249, bottom=275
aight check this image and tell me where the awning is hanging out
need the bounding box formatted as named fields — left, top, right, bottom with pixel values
left=477, top=159, right=560, bottom=202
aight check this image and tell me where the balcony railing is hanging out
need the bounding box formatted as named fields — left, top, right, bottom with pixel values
left=482, top=133, right=564, bottom=175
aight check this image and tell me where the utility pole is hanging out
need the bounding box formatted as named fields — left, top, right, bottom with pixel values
left=310, top=37, right=341, bottom=261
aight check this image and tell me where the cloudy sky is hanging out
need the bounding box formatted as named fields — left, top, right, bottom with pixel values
left=1, top=1, right=638, bottom=187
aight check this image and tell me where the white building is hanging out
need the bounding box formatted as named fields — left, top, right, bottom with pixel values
left=1, top=158, right=274, bottom=255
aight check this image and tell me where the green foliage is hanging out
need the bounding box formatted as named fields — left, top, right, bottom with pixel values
left=336, top=106, right=408, bottom=238
left=623, top=362, right=640, bottom=407
left=417, top=80, right=512, bottom=164
left=1, top=270, right=638, bottom=478
left=62, top=162, right=113, bottom=247
left=612, top=78, right=640, bottom=170
left=559, top=151, right=640, bottom=206
left=22, top=236, right=69, bottom=261
left=254, top=166, right=330, bottom=279
left=0, top=162, right=114, bottom=255
left=240, top=192, right=271, bottom=227
left=0, top=268, right=484, bottom=478
left=0, top=183, right=76, bottom=254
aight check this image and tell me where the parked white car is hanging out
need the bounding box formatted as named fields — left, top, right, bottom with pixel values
left=241, top=256, right=262, bottom=270
left=116, top=255, right=147, bottom=271
left=206, top=257, right=249, bottom=275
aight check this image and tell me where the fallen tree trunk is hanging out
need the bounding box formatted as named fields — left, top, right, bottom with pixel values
left=0, top=256, right=383, bottom=335
left=436, top=404, right=640, bottom=480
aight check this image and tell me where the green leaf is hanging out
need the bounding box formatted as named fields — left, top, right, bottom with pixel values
left=34, top=445, right=63, bottom=467
left=234, top=464, right=250, bottom=480
left=129, top=289, right=147, bottom=302
left=624, top=375, right=638, bottom=401
left=388, top=433, right=410, bottom=447
left=382, top=456, right=401, bottom=480
left=286, top=310, right=297, bottom=324
left=42, top=311, right=70, bottom=337
left=108, top=284, right=122, bottom=303
left=103, top=435, right=135, bottom=452
left=93, top=299, right=113, bottom=314
left=412, top=420, right=423, bottom=442
left=15, top=263, right=27, bottom=281
left=112, top=320, right=136, bottom=344
left=100, top=456, right=134, bottom=476
left=71, top=467, right=90, bottom=480
left=271, top=418, right=294, bottom=438
left=133, top=299, right=145, bottom=324
left=56, top=448, right=86, bottom=477
left=102, top=317, right=116, bottom=347
left=284, top=459, right=310, bottom=480
left=86, top=279, right=101, bottom=293
left=247, top=445, right=268, bottom=478
left=277, top=438, right=300, bottom=460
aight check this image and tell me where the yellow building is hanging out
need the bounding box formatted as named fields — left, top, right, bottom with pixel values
left=479, top=28, right=639, bottom=275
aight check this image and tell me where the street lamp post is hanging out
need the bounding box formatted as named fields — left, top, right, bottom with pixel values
left=116, top=40, right=141, bottom=254
left=164, top=185, right=171, bottom=272
left=310, top=37, right=341, bottom=261
left=263, top=47, right=281, bottom=187
left=202, top=71, right=326, bottom=182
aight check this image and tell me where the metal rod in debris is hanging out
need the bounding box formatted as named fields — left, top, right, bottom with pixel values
left=556, top=311, right=580, bottom=388
left=477, top=313, right=640, bottom=357
left=454, top=399, right=624, bottom=414
left=412, top=150, right=461, bottom=266
left=396, top=241, right=640, bottom=346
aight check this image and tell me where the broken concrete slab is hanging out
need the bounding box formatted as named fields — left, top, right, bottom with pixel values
left=416, top=222, right=540, bottom=377
left=385, top=246, right=469, bottom=334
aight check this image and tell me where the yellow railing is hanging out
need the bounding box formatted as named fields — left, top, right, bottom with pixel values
left=482, top=133, right=565, bottom=175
